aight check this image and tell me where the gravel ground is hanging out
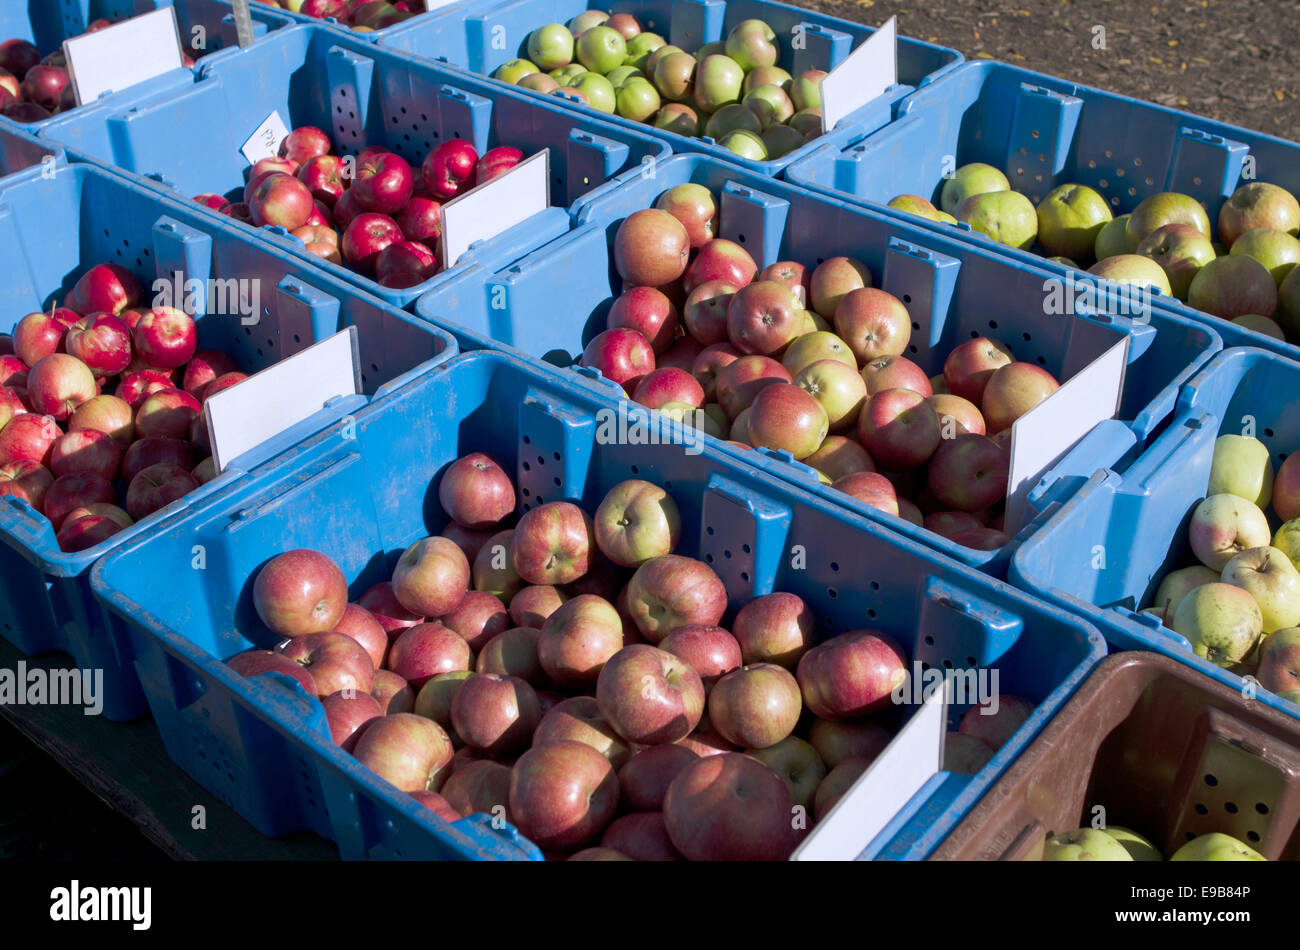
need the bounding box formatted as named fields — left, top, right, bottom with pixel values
left=802, top=0, right=1300, bottom=135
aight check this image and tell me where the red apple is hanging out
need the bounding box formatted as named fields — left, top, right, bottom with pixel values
left=116, top=369, right=174, bottom=407
left=654, top=182, right=717, bottom=249
left=219, top=201, right=254, bottom=224
left=56, top=512, right=127, bottom=552
left=606, top=286, right=678, bottom=353
left=727, top=280, right=801, bottom=356
left=862, top=354, right=932, bottom=396
left=125, top=463, right=198, bottom=520
left=927, top=393, right=986, bottom=437
left=614, top=209, right=690, bottom=287
left=813, top=756, right=870, bottom=820
left=509, top=584, right=566, bottom=629
left=451, top=672, right=541, bottom=756
left=421, top=139, right=478, bottom=202
left=352, top=151, right=415, bottom=214
left=532, top=695, right=631, bottom=768
left=181, top=351, right=238, bottom=397
left=656, top=334, right=704, bottom=374
left=247, top=158, right=300, bottom=199
left=759, top=260, right=811, bottom=308
left=441, top=759, right=513, bottom=818
left=0, top=459, right=53, bottom=513
left=663, top=752, right=799, bottom=860
left=49, top=428, right=121, bottom=481
left=732, top=592, right=814, bottom=668
left=957, top=695, right=1034, bottom=751
left=690, top=343, right=740, bottom=402
left=833, top=288, right=910, bottom=363
left=943, top=337, right=1015, bottom=404
left=388, top=621, right=472, bottom=688
left=857, top=388, right=942, bottom=469
left=596, top=644, right=705, bottom=744
left=44, top=472, right=115, bottom=530
left=322, top=689, right=383, bottom=750
left=376, top=239, right=438, bottom=289
left=440, top=591, right=510, bottom=651
left=476, top=146, right=524, bottom=184
left=440, top=522, right=495, bottom=563
left=618, top=743, right=699, bottom=811
left=808, top=718, right=892, bottom=769
left=682, top=280, right=738, bottom=346
left=511, top=501, right=594, bottom=586
left=809, top=256, right=872, bottom=319
left=0, top=40, right=40, bottom=80
left=601, top=811, right=682, bottom=861
left=438, top=452, right=515, bottom=529
left=372, top=669, right=415, bottom=714
left=13, top=311, right=69, bottom=366
left=746, top=382, right=828, bottom=459
left=353, top=713, right=454, bottom=793
left=394, top=196, right=442, bottom=247
left=249, top=172, right=315, bottom=230
left=391, top=536, right=470, bottom=618
left=981, top=362, right=1061, bottom=434
left=625, top=555, right=727, bottom=643
left=332, top=189, right=364, bottom=230
left=121, top=437, right=191, bottom=487
left=796, top=630, right=908, bottom=720
left=26, top=354, right=96, bottom=421
left=714, top=354, right=790, bottom=419
left=831, top=470, right=899, bottom=515
left=413, top=670, right=472, bottom=740
left=132, top=308, right=197, bottom=369
left=472, top=529, right=525, bottom=602
left=509, top=740, right=620, bottom=850
left=800, top=434, right=877, bottom=481
left=135, top=388, right=201, bottom=441
left=537, top=594, right=625, bottom=687
left=227, top=649, right=317, bottom=694
left=20, top=64, right=68, bottom=111
left=708, top=663, right=802, bottom=749
left=252, top=548, right=349, bottom=637
left=341, top=213, right=403, bottom=272
left=332, top=603, right=389, bottom=669
left=475, top=627, right=545, bottom=685
left=581, top=328, right=656, bottom=393
left=927, top=433, right=1010, bottom=512
left=280, top=125, right=332, bottom=165
left=359, top=581, right=423, bottom=634
left=0, top=413, right=60, bottom=466
left=0, top=355, right=27, bottom=389
left=199, top=372, right=248, bottom=404
left=632, top=366, right=704, bottom=410
left=276, top=630, right=375, bottom=696
left=682, top=238, right=757, bottom=295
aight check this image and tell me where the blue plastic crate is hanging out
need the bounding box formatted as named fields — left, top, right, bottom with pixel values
left=0, top=122, right=61, bottom=182
left=1012, top=346, right=1300, bottom=722
left=378, top=0, right=962, bottom=177
left=0, top=1, right=293, bottom=134
left=233, top=0, right=474, bottom=43
left=0, top=162, right=456, bottom=722
left=88, top=348, right=1104, bottom=859
left=413, top=152, right=1222, bottom=574
left=785, top=59, right=1300, bottom=361
left=37, top=23, right=671, bottom=309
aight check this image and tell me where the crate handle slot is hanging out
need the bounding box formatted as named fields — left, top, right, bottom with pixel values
left=791, top=22, right=853, bottom=75
left=151, top=216, right=214, bottom=314
left=435, top=84, right=493, bottom=158
left=699, top=472, right=791, bottom=607
left=719, top=181, right=789, bottom=269
left=227, top=453, right=365, bottom=533
left=881, top=238, right=960, bottom=357
left=1165, top=127, right=1249, bottom=219
left=517, top=390, right=598, bottom=508
left=566, top=130, right=629, bottom=200
left=1004, top=83, right=1084, bottom=201
left=915, top=576, right=1024, bottom=671
left=668, top=0, right=726, bottom=51
left=324, top=46, right=376, bottom=148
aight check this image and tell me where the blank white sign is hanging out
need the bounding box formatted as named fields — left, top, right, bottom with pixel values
left=64, top=8, right=185, bottom=107
left=440, top=148, right=551, bottom=270
left=820, top=16, right=898, bottom=133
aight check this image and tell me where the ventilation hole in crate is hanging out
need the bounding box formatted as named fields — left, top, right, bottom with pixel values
left=1193, top=176, right=1203, bottom=186
left=870, top=581, right=879, bottom=591
left=723, top=549, right=732, bottom=559
left=1256, top=802, right=1270, bottom=815
left=522, top=486, right=531, bottom=497
left=705, top=552, right=714, bottom=563
left=1015, top=167, right=1024, bottom=176
left=924, top=634, right=934, bottom=645
left=742, top=543, right=751, bottom=554
left=827, top=587, right=837, bottom=598
left=537, top=454, right=545, bottom=466
left=1204, top=773, right=1219, bottom=787
left=816, top=257, right=825, bottom=265
left=830, top=561, right=840, bottom=572
left=920, top=660, right=931, bottom=672
left=630, top=464, right=639, bottom=474
left=988, top=320, right=998, bottom=329
left=740, top=571, right=750, bottom=582
left=256, top=348, right=263, bottom=357
left=293, top=334, right=301, bottom=344
left=970, top=329, right=980, bottom=338
left=1145, top=177, right=1154, bottom=186
left=245, top=326, right=252, bottom=336
left=1185, top=831, right=1196, bottom=841
left=1225, top=801, right=1238, bottom=814
left=522, top=461, right=531, bottom=471
left=1034, top=174, right=1043, bottom=183
left=1036, top=355, right=1046, bottom=365
left=403, top=133, right=411, bottom=142
left=663, top=480, right=673, bottom=490
left=867, top=608, right=877, bottom=619
left=1194, top=802, right=1208, bottom=815
left=705, top=525, right=715, bottom=536
left=1264, top=427, right=1274, bottom=438
left=912, top=321, right=919, bottom=331
left=1110, top=196, right=1120, bottom=206
left=1099, top=178, right=1108, bottom=188
left=1247, top=830, right=1261, bottom=843
left=737, top=233, right=746, bottom=244
left=908, top=344, right=918, bottom=354
left=902, top=293, right=912, bottom=304
left=552, top=451, right=561, bottom=461
left=966, top=656, right=977, bottom=666
left=1128, top=187, right=1137, bottom=196
left=1030, top=129, right=1039, bottom=139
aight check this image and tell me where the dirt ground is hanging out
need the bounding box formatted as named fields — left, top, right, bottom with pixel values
left=802, top=0, right=1300, bottom=135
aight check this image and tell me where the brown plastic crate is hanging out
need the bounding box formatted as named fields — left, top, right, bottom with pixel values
left=933, top=652, right=1300, bottom=861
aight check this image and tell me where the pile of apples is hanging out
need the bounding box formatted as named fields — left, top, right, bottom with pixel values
left=492, top=13, right=826, bottom=162
left=196, top=126, right=522, bottom=290
left=253, top=0, right=421, bottom=31
left=891, top=169, right=1300, bottom=344
left=0, top=263, right=249, bottom=553
left=1039, top=827, right=1266, bottom=862
left=231, top=451, right=1032, bottom=860
left=580, top=182, right=1064, bottom=551
left=1143, top=432, right=1300, bottom=700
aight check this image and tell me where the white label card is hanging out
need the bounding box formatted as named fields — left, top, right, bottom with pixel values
left=64, top=8, right=185, bottom=107
left=421, top=0, right=463, bottom=10
left=1003, top=336, right=1129, bottom=535
left=794, top=681, right=946, bottom=860
left=240, top=111, right=292, bottom=165
left=440, top=148, right=551, bottom=270
left=820, top=16, right=898, bottom=134
left=205, top=328, right=362, bottom=474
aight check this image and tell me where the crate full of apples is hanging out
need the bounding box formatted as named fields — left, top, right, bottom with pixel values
left=783, top=60, right=1300, bottom=356
left=0, top=161, right=456, bottom=723
left=416, top=153, right=1221, bottom=574
left=39, top=24, right=669, bottom=308
left=1012, top=347, right=1300, bottom=724
left=378, top=0, right=962, bottom=174
left=89, top=349, right=1104, bottom=860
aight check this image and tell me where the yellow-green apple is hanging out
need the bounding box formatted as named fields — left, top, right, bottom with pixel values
left=413, top=669, right=472, bottom=740
left=537, top=594, right=624, bottom=686
left=980, top=362, right=1060, bottom=434
left=1188, top=493, right=1271, bottom=570
left=1209, top=434, right=1273, bottom=507
left=1150, top=565, right=1220, bottom=619
left=748, top=735, right=825, bottom=809
left=943, top=336, right=1014, bottom=403
left=1273, top=520, right=1300, bottom=568
left=322, top=689, right=382, bottom=750
left=1281, top=265, right=1300, bottom=337
left=692, top=53, right=742, bottom=111
left=708, top=663, right=802, bottom=749
left=928, top=393, right=986, bottom=437
left=653, top=101, right=698, bottom=135
left=392, top=536, right=470, bottom=617
left=472, top=529, right=525, bottom=602
left=508, top=585, right=566, bottom=629
left=1124, top=191, right=1212, bottom=249
left=276, top=631, right=375, bottom=696
left=1099, top=826, right=1163, bottom=861
left=808, top=718, right=891, bottom=769
left=782, top=331, right=855, bottom=375
left=788, top=107, right=823, bottom=137
left=526, top=23, right=574, bottom=71
left=803, top=435, right=874, bottom=481
left=450, top=672, right=540, bottom=756
left=1136, top=223, right=1216, bottom=300
left=731, top=592, right=814, bottom=669
left=0, top=459, right=52, bottom=513
left=475, top=627, right=544, bottom=684
left=511, top=501, right=594, bottom=585
left=599, top=811, right=681, bottom=861
left=510, top=740, right=620, bottom=850
left=812, top=756, right=870, bottom=821
left=832, top=470, right=899, bottom=515
left=1218, top=182, right=1300, bottom=248
left=1036, top=183, right=1113, bottom=262
left=715, top=355, right=791, bottom=418
left=596, top=644, right=705, bottom=743
left=1042, top=828, right=1133, bottom=861
left=618, top=743, right=698, bottom=811
left=789, top=69, right=826, bottom=112
left=928, top=433, right=1010, bottom=512
left=227, top=649, right=317, bottom=694
left=939, top=163, right=1009, bottom=215
left=957, top=191, right=1038, bottom=249
left=1187, top=255, right=1278, bottom=319
left=794, top=358, right=866, bottom=431
left=743, top=83, right=794, bottom=128
left=549, top=64, right=586, bottom=85
left=26, top=354, right=95, bottom=421
left=387, top=621, right=472, bottom=688
left=809, top=256, right=872, bottom=319
left=581, top=328, right=656, bottom=393
left=437, top=452, right=515, bottom=529
left=494, top=58, right=539, bottom=84
left=1222, top=546, right=1300, bottom=633
left=625, top=555, right=726, bottom=643
left=725, top=19, right=777, bottom=71
left=692, top=343, right=740, bottom=400
left=747, top=382, right=829, bottom=458
left=957, top=695, right=1034, bottom=750
left=614, top=208, right=689, bottom=286
left=574, top=72, right=617, bottom=113
left=441, top=758, right=512, bottom=818
left=252, top=548, right=348, bottom=636
left=761, top=124, right=804, bottom=160
left=664, top=752, right=798, bottom=859
left=832, top=288, right=910, bottom=363
left=354, top=713, right=453, bottom=794
left=532, top=695, right=630, bottom=768
left=862, top=354, right=932, bottom=396
left=1258, top=626, right=1300, bottom=695
left=1170, top=832, right=1266, bottom=861
left=796, top=629, right=907, bottom=720
left=1088, top=253, right=1173, bottom=296
left=744, top=64, right=791, bottom=94
left=1172, top=581, right=1263, bottom=666
left=1094, top=213, right=1131, bottom=260
left=888, top=193, right=945, bottom=222
left=727, top=280, right=801, bottom=356
left=568, top=9, right=609, bottom=34
left=857, top=388, right=942, bottom=469
left=594, top=478, right=680, bottom=567
left=359, top=581, right=423, bottom=635
left=577, top=25, right=627, bottom=73
left=1229, top=228, right=1300, bottom=285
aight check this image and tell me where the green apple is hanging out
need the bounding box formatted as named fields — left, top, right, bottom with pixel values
left=1106, top=826, right=1163, bottom=861
left=659, top=401, right=725, bottom=438
left=936, top=211, right=958, bottom=225
left=573, top=71, right=616, bottom=113
left=615, top=77, right=661, bottom=122
left=577, top=25, right=627, bottom=74
left=1151, top=564, right=1220, bottom=620
left=1277, top=263, right=1300, bottom=338
left=1209, top=434, right=1273, bottom=508
left=1036, top=183, right=1113, bottom=262
left=1094, top=213, right=1131, bottom=260
left=549, top=63, right=587, bottom=84
left=652, top=50, right=696, bottom=102
left=724, top=18, right=778, bottom=72
left=743, top=83, right=794, bottom=128
left=654, top=102, right=699, bottom=136
left=788, top=108, right=822, bottom=138
left=1170, top=832, right=1266, bottom=861
left=1125, top=191, right=1212, bottom=250
left=643, top=43, right=684, bottom=78
left=1136, top=223, right=1217, bottom=301
left=1223, top=546, right=1300, bottom=634
left=527, top=23, right=575, bottom=72
left=888, top=194, right=944, bottom=222
left=693, top=54, right=745, bottom=112
left=743, top=65, right=792, bottom=95
left=494, top=58, right=539, bottom=84
left=1087, top=254, right=1173, bottom=296
left=625, top=32, right=666, bottom=71
left=1048, top=256, right=1081, bottom=269
left=956, top=191, right=1038, bottom=249
left=703, top=403, right=728, bottom=433
left=697, top=40, right=727, bottom=59
left=1274, top=518, right=1300, bottom=567
left=1172, top=581, right=1264, bottom=667
left=1229, top=228, right=1300, bottom=286
left=719, top=129, right=768, bottom=161
left=705, top=103, right=762, bottom=139
left=605, top=65, right=644, bottom=89
left=1189, top=493, right=1272, bottom=571
left=566, top=10, right=609, bottom=36
left=1233, top=313, right=1287, bottom=340
left=789, top=69, right=827, bottom=112
left=761, top=123, right=805, bottom=160
left=1042, top=828, right=1133, bottom=861
left=517, top=72, right=559, bottom=94
left=940, top=163, right=1011, bottom=216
